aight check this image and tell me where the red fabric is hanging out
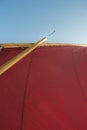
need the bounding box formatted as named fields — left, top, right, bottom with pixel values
left=0, top=46, right=87, bottom=130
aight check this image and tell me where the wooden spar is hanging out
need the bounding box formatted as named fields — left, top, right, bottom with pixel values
left=1, top=43, right=87, bottom=48
left=0, top=37, right=47, bottom=75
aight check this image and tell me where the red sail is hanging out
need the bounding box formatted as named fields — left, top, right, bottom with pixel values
left=0, top=46, right=87, bottom=130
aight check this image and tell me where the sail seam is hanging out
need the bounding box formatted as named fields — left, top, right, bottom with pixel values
left=19, top=52, right=34, bottom=130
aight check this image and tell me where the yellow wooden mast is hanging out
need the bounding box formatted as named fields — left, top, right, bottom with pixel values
left=0, top=37, right=47, bottom=75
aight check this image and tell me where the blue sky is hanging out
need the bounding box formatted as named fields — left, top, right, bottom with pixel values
left=0, top=0, right=87, bottom=43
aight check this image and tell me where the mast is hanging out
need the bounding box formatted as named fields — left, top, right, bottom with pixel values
left=0, top=37, right=47, bottom=75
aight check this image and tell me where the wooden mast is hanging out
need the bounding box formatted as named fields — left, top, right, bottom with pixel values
left=0, top=37, right=47, bottom=75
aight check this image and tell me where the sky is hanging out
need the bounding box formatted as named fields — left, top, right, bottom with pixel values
left=0, top=0, right=87, bottom=44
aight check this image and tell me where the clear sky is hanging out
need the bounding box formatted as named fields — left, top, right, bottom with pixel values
left=0, top=0, right=87, bottom=43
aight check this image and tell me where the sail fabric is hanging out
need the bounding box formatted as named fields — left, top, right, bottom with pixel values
left=0, top=46, right=87, bottom=130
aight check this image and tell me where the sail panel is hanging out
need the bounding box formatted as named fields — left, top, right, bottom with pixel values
left=0, top=46, right=87, bottom=130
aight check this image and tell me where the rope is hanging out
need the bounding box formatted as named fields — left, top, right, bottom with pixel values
left=47, top=30, right=56, bottom=37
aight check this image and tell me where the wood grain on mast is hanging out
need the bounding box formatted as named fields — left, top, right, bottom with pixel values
left=0, top=37, right=47, bottom=75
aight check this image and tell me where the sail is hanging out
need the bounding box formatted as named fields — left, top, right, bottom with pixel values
left=0, top=45, right=87, bottom=130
